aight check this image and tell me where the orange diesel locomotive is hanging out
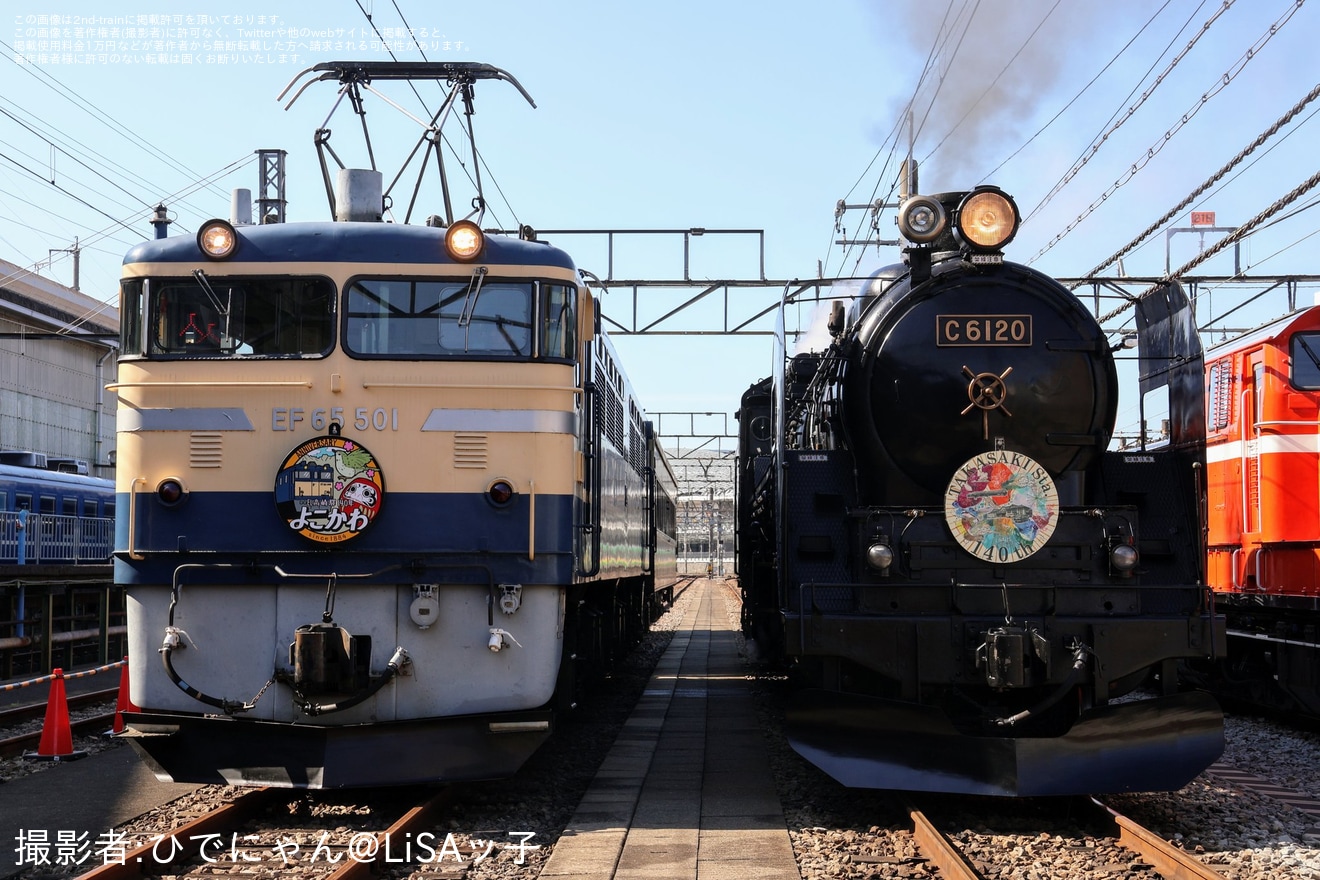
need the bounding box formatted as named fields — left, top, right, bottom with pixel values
left=1204, top=303, right=1320, bottom=715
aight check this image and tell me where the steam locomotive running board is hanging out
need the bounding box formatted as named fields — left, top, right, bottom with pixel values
left=786, top=690, right=1223, bottom=797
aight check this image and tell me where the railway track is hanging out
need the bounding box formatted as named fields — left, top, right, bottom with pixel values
left=33, top=768, right=1252, bottom=880
left=5, top=582, right=1317, bottom=880
left=0, top=688, right=118, bottom=758
left=905, top=796, right=1231, bottom=880
left=0, top=688, right=117, bottom=728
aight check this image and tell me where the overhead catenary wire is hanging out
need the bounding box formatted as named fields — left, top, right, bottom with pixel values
left=0, top=39, right=232, bottom=203
left=351, top=0, right=518, bottom=232
left=0, top=97, right=221, bottom=225
left=838, top=1, right=1312, bottom=298
left=907, top=0, right=984, bottom=155
left=1096, top=168, right=1320, bottom=326
left=825, top=0, right=970, bottom=276
left=978, top=0, right=1184, bottom=186
left=918, top=0, right=1068, bottom=172
left=0, top=148, right=143, bottom=236
left=1028, top=0, right=1306, bottom=264
left=0, top=153, right=258, bottom=297
left=1076, top=83, right=1320, bottom=284
left=0, top=42, right=259, bottom=285
left=830, top=0, right=1128, bottom=277
left=1021, top=0, right=1230, bottom=228
left=0, top=107, right=166, bottom=216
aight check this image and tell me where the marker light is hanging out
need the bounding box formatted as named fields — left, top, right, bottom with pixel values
left=866, top=542, right=895, bottom=572
left=956, top=188, right=1020, bottom=251
left=897, top=195, right=947, bottom=244
left=445, top=220, right=485, bottom=261
left=1110, top=542, right=1139, bottom=575
left=197, top=219, right=238, bottom=259
left=487, top=480, right=516, bottom=506
left=156, top=478, right=187, bottom=506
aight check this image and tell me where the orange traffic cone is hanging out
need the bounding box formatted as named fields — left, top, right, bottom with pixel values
left=24, top=668, right=88, bottom=762
left=109, top=657, right=139, bottom=735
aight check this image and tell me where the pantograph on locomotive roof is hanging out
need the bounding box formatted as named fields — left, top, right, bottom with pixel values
left=279, top=61, right=536, bottom=229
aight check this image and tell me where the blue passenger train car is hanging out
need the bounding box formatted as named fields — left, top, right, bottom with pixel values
left=0, top=451, right=114, bottom=564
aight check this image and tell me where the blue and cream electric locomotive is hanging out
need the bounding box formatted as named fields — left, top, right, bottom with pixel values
left=114, top=62, right=678, bottom=788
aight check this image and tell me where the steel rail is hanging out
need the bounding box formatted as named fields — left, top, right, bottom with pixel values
left=1091, top=797, right=1230, bottom=880
left=908, top=804, right=986, bottom=880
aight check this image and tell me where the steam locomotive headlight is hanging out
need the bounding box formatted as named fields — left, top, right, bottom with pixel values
left=955, top=188, right=1020, bottom=251
left=897, top=195, right=947, bottom=244
left=155, top=477, right=188, bottom=507
left=445, top=220, right=485, bottom=261
left=865, top=541, right=895, bottom=574
left=197, top=219, right=238, bottom=259
left=1110, top=541, right=1139, bottom=576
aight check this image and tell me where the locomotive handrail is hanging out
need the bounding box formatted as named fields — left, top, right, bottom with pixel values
left=577, top=380, right=603, bottom=578
left=1253, top=419, right=1320, bottom=431
left=528, top=479, right=536, bottom=562
left=107, top=380, right=580, bottom=394
left=1241, top=389, right=1253, bottom=538
left=1229, top=547, right=1270, bottom=593
left=589, top=383, right=603, bottom=576
left=127, top=476, right=147, bottom=561
left=773, top=281, right=791, bottom=601
left=641, top=464, right=655, bottom=575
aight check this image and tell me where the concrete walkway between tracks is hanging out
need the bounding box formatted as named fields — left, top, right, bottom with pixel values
left=540, top=578, right=801, bottom=880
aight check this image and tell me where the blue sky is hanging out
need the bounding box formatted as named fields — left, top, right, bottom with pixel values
left=3, top=1, right=1319, bottom=448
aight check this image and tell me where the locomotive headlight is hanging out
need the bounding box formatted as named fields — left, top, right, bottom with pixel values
left=866, top=541, right=895, bottom=573
left=445, top=220, right=485, bottom=261
left=955, top=188, right=1020, bottom=251
left=197, top=219, right=238, bottom=259
left=897, top=195, right=947, bottom=244
left=1110, top=542, right=1139, bottom=575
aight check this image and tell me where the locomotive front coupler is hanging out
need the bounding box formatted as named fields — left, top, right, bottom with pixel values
left=975, top=622, right=1052, bottom=689
left=285, top=645, right=410, bottom=717
left=987, top=641, right=1098, bottom=728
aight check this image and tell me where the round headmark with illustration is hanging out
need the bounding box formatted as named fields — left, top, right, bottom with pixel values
left=274, top=425, right=385, bottom=544
left=944, top=450, right=1059, bottom=563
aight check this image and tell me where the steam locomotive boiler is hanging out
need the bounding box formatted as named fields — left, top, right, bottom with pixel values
left=737, top=185, right=1225, bottom=796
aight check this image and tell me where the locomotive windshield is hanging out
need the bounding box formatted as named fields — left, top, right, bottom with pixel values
left=1291, top=331, right=1320, bottom=389
left=120, top=276, right=335, bottom=358
left=345, top=278, right=575, bottom=361
left=119, top=275, right=576, bottom=362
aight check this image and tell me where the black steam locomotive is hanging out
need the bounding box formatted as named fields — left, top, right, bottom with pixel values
left=736, top=185, right=1225, bottom=796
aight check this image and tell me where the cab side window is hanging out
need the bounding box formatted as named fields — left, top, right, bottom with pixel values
left=542, top=284, right=576, bottom=361
left=1291, top=332, right=1320, bottom=389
